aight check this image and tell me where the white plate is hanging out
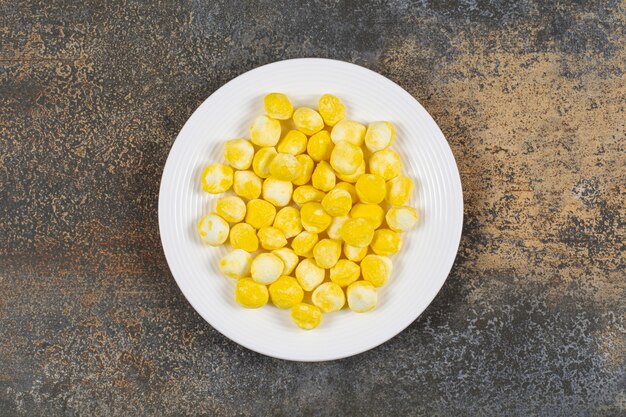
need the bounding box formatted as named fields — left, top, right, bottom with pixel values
left=159, top=58, right=463, bottom=361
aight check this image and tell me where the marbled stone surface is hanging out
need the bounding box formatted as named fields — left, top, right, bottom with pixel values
left=1, top=1, right=624, bottom=416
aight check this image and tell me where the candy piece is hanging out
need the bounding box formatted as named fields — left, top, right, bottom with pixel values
left=198, top=213, right=229, bottom=246
left=233, top=170, right=262, bottom=200
left=369, top=148, right=402, bottom=180
left=229, top=222, right=259, bottom=252
left=293, top=107, right=324, bottom=135
left=245, top=199, right=276, bottom=229
left=219, top=249, right=253, bottom=279
left=293, top=185, right=325, bottom=206
left=250, top=253, right=284, bottom=284
left=272, top=248, right=299, bottom=275
left=252, top=147, right=277, bottom=179
left=340, top=217, right=375, bottom=248
left=313, top=238, right=342, bottom=269
left=385, top=176, right=414, bottom=206
left=224, top=139, right=254, bottom=170
left=364, top=121, right=395, bottom=152
left=385, top=206, right=418, bottom=232
left=327, top=215, right=349, bottom=240
left=312, top=282, right=345, bottom=313
left=370, top=229, right=402, bottom=256
left=361, top=254, right=392, bottom=287
left=269, top=153, right=301, bottom=181
left=269, top=276, right=304, bottom=309
left=295, top=258, right=325, bottom=291
left=257, top=226, right=288, bottom=250
left=262, top=177, right=293, bottom=207
left=335, top=182, right=358, bottom=204
left=329, top=259, right=360, bottom=287
left=236, top=278, right=269, bottom=308
left=264, top=93, right=293, bottom=120
left=201, top=163, right=233, bottom=194
left=321, top=188, right=352, bottom=217
left=335, top=160, right=365, bottom=183
left=330, top=140, right=364, bottom=175
left=215, top=195, right=246, bottom=223
left=273, top=206, right=302, bottom=239
left=307, top=130, right=334, bottom=162
left=290, top=303, right=322, bottom=330
left=330, top=120, right=366, bottom=146
left=318, top=94, right=346, bottom=126
left=277, top=130, right=307, bottom=155
left=250, top=115, right=281, bottom=146
left=291, top=231, right=319, bottom=257
left=300, top=202, right=332, bottom=233
left=311, top=160, right=336, bottom=192
left=343, top=243, right=368, bottom=262
left=292, top=154, right=314, bottom=186
left=355, top=174, right=386, bottom=204
left=346, top=281, right=377, bottom=312
left=350, top=203, right=385, bottom=229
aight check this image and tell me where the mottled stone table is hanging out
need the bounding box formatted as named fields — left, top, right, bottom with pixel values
left=1, top=1, right=624, bottom=416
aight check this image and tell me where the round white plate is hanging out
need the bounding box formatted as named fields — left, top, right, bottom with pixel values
left=159, top=58, right=463, bottom=361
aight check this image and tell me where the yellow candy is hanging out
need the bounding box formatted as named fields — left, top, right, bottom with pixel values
left=321, top=188, right=352, bottom=217
left=329, top=259, right=360, bottom=287
left=251, top=252, right=284, bottom=284
left=273, top=207, right=302, bottom=238
left=269, top=276, right=304, bottom=309
left=330, top=120, right=366, bottom=146
left=295, top=258, right=325, bottom=291
left=291, top=230, right=319, bottom=257
left=215, top=195, right=246, bottom=223
left=346, top=281, right=377, bottom=312
left=293, top=107, right=324, bottom=135
left=229, top=223, right=259, bottom=252
left=318, top=94, right=346, bottom=126
left=201, top=163, right=233, bottom=194
left=349, top=203, right=385, bottom=229
left=311, top=161, right=336, bottom=192
left=335, top=182, right=358, bottom=204
left=327, top=215, right=349, bottom=240
left=233, top=170, right=262, bottom=200
left=300, top=202, right=332, bottom=233
left=245, top=199, right=276, bottom=229
left=250, top=115, right=281, bottom=146
left=369, top=148, right=402, bottom=180
left=292, top=154, right=314, bottom=186
left=269, top=153, right=301, bottom=181
left=335, top=160, right=365, bottom=183
left=386, top=206, right=419, bottom=232
left=355, top=174, right=386, bottom=204
left=312, top=282, right=345, bottom=313
left=236, top=278, right=269, bottom=308
left=198, top=213, right=229, bottom=246
left=307, top=130, right=334, bottom=162
left=290, top=303, right=322, bottom=330
left=277, top=130, right=307, bottom=155
left=340, top=217, right=374, bottom=248
left=343, top=243, right=368, bottom=262
left=219, top=249, right=252, bottom=279
left=272, top=248, right=299, bottom=275
left=262, top=177, right=293, bottom=207
left=364, top=121, right=395, bottom=152
left=293, top=185, right=325, bottom=206
left=257, top=226, right=287, bottom=250
left=224, top=139, right=254, bottom=170
left=252, top=147, right=277, bottom=179
left=330, top=140, right=364, bottom=175
left=370, top=229, right=402, bottom=256
left=313, top=238, right=342, bottom=269
left=264, top=93, right=293, bottom=120
left=385, top=176, right=414, bottom=206
left=360, top=255, right=392, bottom=287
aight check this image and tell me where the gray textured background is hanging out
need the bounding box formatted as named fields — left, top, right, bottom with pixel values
left=1, top=1, right=625, bottom=416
